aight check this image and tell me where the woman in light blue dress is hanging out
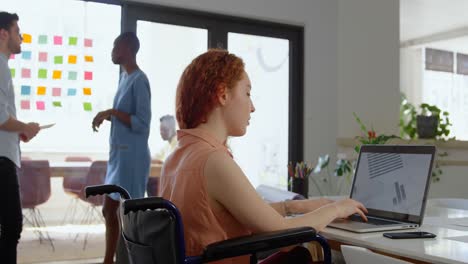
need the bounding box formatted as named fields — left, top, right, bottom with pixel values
left=91, top=32, right=151, bottom=264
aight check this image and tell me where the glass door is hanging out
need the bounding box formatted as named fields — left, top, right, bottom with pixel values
left=136, top=21, right=207, bottom=155
left=228, top=33, right=290, bottom=188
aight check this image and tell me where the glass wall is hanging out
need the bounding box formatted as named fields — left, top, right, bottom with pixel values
left=6, top=0, right=121, bottom=154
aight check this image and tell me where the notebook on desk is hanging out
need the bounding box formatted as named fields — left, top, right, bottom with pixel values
left=328, top=145, right=436, bottom=233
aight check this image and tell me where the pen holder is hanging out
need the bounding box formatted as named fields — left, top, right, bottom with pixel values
left=288, top=177, right=308, bottom=198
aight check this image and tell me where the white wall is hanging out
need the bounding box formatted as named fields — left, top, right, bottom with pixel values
left=337, top=0, right=400, bottom=139
left=130, top=0, right=400, bottom=165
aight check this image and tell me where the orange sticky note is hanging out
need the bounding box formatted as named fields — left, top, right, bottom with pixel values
left=37, top=86, right=46, bottom=95
left=83, top=87, right=92, bottom=95
left=68, top=55, right=77, bottom=64
left=52, top=70, right=62, bottom=80
left=84, top=55, right=94, bottom=62
left=22, top=34, right=32, bottom=43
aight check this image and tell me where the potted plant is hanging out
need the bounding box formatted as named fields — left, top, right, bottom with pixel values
left=399, top=94, right=453, bottom=140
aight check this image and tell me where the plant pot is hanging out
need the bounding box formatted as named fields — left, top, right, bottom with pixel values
left=288, top=177, right=308, bottom=198
left=416, top=115, right=438, bottom=139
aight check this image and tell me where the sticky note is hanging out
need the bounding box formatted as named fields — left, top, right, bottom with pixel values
left=52, top=87, right=61, bottom=96
left=21, top=51, right=31, bottom=60
left=21, top=100, right=30, bottom=110
left=84, top=71, right=93, bottom=80
left=21, top=68, right=31, bottom=78
left=38, top=69, right=47, bottom=79
left=53, top=101, right=62, bottom=107
left=54, top=36, right=62, bottom=45
left=84, top=38, right=93, bottom=47
left=38, top=52, right=48, bottom=62
left=83, top=102, right=92, bottom=111
left=10, top=68, right=15, bottom=78
left=84, top=55, right=94, bottom=62
left=52, top=70, right=62, bottom=80
left=69, top=37, right=78, bottom=46
left=21, top=85, right=31, bottom=95
left=68, top=71, right=77, bottom=80
left=68, top=55, right=77, bottom=64
left=67, top=88, right=77, bottom=96
left=38, top=35, right=47, bottom=44
left=37, top=86, right=46, bottom=95
left=83, top=87, right=92, bottom=95
left=36, top=101, right=45, bottom=110
left=54, top=56, right=63, bottom=64
left=22, top=34, right=32, bottom=43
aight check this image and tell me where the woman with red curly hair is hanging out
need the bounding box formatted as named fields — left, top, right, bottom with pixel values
left=159, top=49, right=368, bottom=263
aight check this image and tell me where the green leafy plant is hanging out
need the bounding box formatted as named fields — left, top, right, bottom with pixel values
left=399, top=93, right=453, bottom=140
left=310, top=155, right=353, bottom=196
left=353, top=112, right=399, bottom=153
left=309, top=113, right=397, bottom=195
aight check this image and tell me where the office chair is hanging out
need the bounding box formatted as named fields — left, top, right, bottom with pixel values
left=76, top=161, right=107, bottom=249
left=62, top=156, right=92, bottom=224
left=86, top=184, right=332, bottom=264
left=18, top=160, right=55, bottom=250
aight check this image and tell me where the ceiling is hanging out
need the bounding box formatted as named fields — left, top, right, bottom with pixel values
left=400, top=0, right=468, bottom=52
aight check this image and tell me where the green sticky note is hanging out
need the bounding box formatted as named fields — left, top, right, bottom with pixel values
left=68, top=71, right=77, bottom=80
left=38, top=69, right=47, bottom=79
left=69, top=37, right=78, bottom=46
left=10, top=68, right=15, bottom=78
left=54, top=56, right=63, bottom=64
left=38, top=35, right=47, bottom=44
left=53, top=101, right=62, bottom=107
left=83, top=102, right=92, bottom=111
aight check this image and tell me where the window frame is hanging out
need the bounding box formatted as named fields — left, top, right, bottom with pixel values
left=121, top=2, right=305, bottom=165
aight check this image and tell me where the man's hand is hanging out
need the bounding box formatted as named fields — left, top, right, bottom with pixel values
left=20, top=122, right=40, bottom=142
left=92, top=109, right=113, bottom=132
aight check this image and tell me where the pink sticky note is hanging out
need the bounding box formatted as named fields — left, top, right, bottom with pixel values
left=84, top=71, right=93, bottom=80
left=36, top=101, right=45, bottom=110
left=52, top=87, right=61, bottom=96
left=54, top=36, right=62, bottom=45
left=21, top=68, right=31, bottom=78
left=38, top=52, right=48, bottom=62
left=84, top=38, right=93, bottom=47
left=10, top=54, right=15, bottom=59
left=20, top=100, right=30, bottom=110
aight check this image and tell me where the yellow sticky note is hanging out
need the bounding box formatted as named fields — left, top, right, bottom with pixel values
left=52, top=70, right=62, bottom=80
left=22, top=34, right=32, bottom=43
left=68, top=55, right=77, bottom=64
left=84, top=55, right=94, bottom=62
left=83, top=87, right=92, bottom=95
left=37, top=86, right=46, bottom=95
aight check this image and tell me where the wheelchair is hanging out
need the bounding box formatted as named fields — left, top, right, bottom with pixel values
left=85, top=184, right=331, bottom=264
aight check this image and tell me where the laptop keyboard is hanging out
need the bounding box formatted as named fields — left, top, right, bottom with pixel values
left=349, top=214, right=399, bottom=225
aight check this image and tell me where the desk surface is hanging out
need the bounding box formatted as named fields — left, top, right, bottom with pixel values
left=49, top=162, right=162, bottom=178
left=321, top=206, right=468, bottom=264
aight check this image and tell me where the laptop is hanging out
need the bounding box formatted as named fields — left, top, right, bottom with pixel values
left=328, top=145, right=436, bottom=233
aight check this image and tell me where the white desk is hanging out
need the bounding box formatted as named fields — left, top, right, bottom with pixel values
left=321, top=206, right=468, bottom=263
left=49, top=162, right=162, bottom=178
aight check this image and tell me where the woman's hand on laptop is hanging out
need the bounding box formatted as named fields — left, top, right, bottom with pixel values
left=331, top=199, right=368, bottom=221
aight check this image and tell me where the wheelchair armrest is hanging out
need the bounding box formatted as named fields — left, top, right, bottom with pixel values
left=202, top=226, right=323, bottom=262
left=85, top=184, right=131, bottom=200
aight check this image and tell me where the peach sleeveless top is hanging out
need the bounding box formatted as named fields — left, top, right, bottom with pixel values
left=159, top=128, right=251, bottom=264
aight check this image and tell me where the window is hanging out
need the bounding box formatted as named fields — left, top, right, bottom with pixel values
left=401, top=47, right=468, bottom=140
left=125, top=4, right=303, bottom=189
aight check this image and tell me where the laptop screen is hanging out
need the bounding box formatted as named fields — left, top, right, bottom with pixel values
left=350, top=145, right=435, bottom=224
